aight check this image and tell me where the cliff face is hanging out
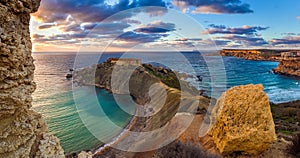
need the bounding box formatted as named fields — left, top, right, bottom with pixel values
left=0, top=1, right=64, bottom=157
left=273, top=51, right=300, bottom=77
left=76, top=59, right=211, bottom=156
left=220, top=49, right=283, bottom=61
left=74, top=59, right=201, bottom=130
left=74, top=60, right=199, bottom=105
left=221, top=49, right=300, bottom=77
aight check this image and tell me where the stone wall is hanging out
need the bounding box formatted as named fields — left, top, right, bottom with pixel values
left=0, top=0, right=64, bottom=157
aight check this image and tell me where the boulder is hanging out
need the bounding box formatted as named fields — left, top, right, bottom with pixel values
left=208, top=84, right=276, bottom=155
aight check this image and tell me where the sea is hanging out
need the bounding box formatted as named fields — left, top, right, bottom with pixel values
left=31, top=52, right=300, bottom=154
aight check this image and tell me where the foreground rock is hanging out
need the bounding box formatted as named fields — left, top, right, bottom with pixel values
left=0, top=1, right=64, bottom=157
left=273, top=51, right=300, bottom=77
left=208, top=84, right=276, bottom=155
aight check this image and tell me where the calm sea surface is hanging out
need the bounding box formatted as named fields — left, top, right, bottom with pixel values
left=32, top=52, right=300, bottom=153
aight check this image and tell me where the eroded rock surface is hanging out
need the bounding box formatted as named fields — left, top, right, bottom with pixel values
left=273, top=51, right=300, bottom=77
left=208, top=84, right=276, bottom=155
left=0, top=1, right=64, bottom=157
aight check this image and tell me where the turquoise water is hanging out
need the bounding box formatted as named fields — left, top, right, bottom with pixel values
left=32, top=52, right=300, bottom=154
left=32, top=53, right=135, bottom=154
left=33, top=88, right=135, bottom=154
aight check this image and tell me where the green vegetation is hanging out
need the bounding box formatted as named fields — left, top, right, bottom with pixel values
left=277, top=130, right=292, bottom=135
left=155, top=141, right=220, bottom=158
left=143, top=64, right=181, bottom=90
left=271, top=101, right=300, bottom=135
left=142, top=64, right=199, bottom=96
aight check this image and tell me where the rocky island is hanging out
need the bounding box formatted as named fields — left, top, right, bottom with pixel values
left=221, top=49, right=300, bottom=77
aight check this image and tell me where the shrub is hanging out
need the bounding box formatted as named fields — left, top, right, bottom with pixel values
left=282, top=107, right=298, bottom=117
left=287, top=133, right=300, bottom=157
left=155, top=141, right=220, bottom=158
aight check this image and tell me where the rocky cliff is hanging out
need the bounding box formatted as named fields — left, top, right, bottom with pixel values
left=0, top=1, right=64, bottom=157
left=273, top=51, right=300, bottom=77
left=221, top=49, right=300, bottom=77
left=75, top=60, right=279, bottom=157
left=74, top=59, right=202, bottom=131
left=220, top=49, right=284, bottom=61
left=74, top=59, right=214, bottom=157
left=208, top=84, right=276, bottom=155
left=74, top=59, right=200, bottom=105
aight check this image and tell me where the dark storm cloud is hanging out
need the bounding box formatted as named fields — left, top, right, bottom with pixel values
left=34, top=0, right=167, bottom=23
left=202, top=25, right=269, bottom=35
left=173, top=0, right=253, bottom=14
left=134, top=21, right=176, bottom=33
left=117, top=31, right=167, bottom=43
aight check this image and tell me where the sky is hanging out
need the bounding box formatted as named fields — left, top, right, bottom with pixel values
left=30, top=0, right=300, bottom=52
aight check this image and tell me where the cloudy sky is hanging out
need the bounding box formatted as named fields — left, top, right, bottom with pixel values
left=30, top=0, right=300, bottom=52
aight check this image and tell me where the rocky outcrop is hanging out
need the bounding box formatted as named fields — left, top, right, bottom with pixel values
left=221, top=49, right=300, bottom=77
left=75, top=58, right=207, bottom=156
left=220, top=49, right=286, bottom=61
left=273, top=51, right=300, bottom=77
left=208, top=84, right=276, bottom=155
left=0, top=1, right=64, bottom=157
left=74, top=59, right=199, bottom=105
left=75, top=59, right=202, bottom=133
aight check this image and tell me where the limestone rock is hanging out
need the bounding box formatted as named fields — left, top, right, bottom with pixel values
left=78, top=151, right=93, bottom=158
left=273, top=51, right=300, bottom=77
left=220, top=49, right=282, bottom=61
left=35, top=133, right=65, bottom=158
left=0, top=1, right=64, bottom=157
left=273, top=59, right=300, bottom=77
left=208, top=84, right=276, bottom=155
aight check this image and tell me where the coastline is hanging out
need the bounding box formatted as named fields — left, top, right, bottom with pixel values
left=220, top=49, right=300, bottom=77
left=92, top=94, right=140, bottom=156
left=70, top=58, right=300, bottom=157
left=65, top=85, right=138, bottom=157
